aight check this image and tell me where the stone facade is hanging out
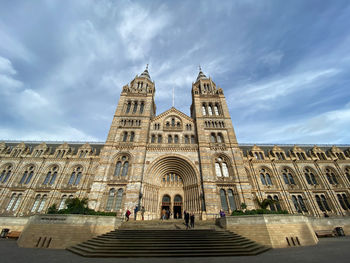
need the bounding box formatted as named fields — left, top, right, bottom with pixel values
left=1, top=68, right=350, bottom=220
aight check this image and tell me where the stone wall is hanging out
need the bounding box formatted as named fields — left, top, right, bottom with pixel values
left=220, top=215, right=318, bottom=248
left=17, top=214, right=123, bottom=249
left=309, top=216, right=350, bottom=234
left=0, top=216, right=29, bottom=231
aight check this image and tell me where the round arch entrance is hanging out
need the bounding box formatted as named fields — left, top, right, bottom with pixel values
left=142, top=155, right=201, bottom=220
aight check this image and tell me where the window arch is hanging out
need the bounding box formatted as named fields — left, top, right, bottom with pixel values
left=337, top=194, right=350, bottom=210
left=114, top=156, right=130, bottom=177
left=19, top=166, right=35, bottom=185
left=315, top=194, right=331, bottom=212
left=122, top=132, right=128, bottom=142
left=202, top=104, right=207, bottom=115
left=210, top=133, right=216, bottom=143
left=281, top=168, right=296, bottom=185
left=227, top=189, right=236, bottom=211
left=106, top=188, right=115, bottom=211
left=115, top=188, right=124, bottom=210
left=130, top=132, right=135, bottom=142
left=43, top=166, right=58, bottom=185
left=125, top=101, right=131, bottom=113
left=214, top=104, right=220, bottom=115
left=259, top=168, right=273, bottom=185
left=68, top=166, right=83, bottom=186
left=217, top=133, right=224, bottom=143
left=215, top=157, right=230, bottom=178
left=325, top=167, right=339, bottom=185
left=0, top=164, right=12, bottom=183
left=31, top=194, right=47, bottom=213
left=304, top=167, right=318, bottom=185
left=6, top=193, right=22, bottom=211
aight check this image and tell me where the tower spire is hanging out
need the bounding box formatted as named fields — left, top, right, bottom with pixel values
left=140, top=64, right=151, bottom=80
left=196, top=66, right=207, bottom=81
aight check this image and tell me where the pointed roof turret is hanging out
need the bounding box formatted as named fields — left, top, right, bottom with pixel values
left=140, top=64, right=151, bottom=80
left=196, top=65, right=208, bottom=81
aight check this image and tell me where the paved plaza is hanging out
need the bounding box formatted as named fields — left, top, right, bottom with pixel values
left=1, top=236, right=349, bottom=263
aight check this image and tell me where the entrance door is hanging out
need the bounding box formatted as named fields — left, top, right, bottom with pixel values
left=161, top=195, right=171, bottom=219
left=173, top=195, right=183, bottom=219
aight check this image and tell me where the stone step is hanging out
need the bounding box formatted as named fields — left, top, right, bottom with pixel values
left=67, top=229, right=270, bottom=257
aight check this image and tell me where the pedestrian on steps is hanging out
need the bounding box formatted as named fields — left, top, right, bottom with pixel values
left=134, top=206, right=139, bottom=220
left=161, top=208, right=166, bottom=220
left=190, top=213, right=195, bottom=228
left=125, top=209, right=131, bottom=221
left=184, top=211, right=190, bottom=229
left=141, top=206, right=145, bottom=220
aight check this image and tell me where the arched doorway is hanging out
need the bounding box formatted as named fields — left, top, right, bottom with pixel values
left=143, top=155, right=201, bottom=220
left=161, top=195, right=171, bottom=218
left=174, top=195, right=183, bottom=219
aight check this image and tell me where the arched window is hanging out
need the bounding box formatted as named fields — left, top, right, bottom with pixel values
left=114, top=162, right=122, bottom=177
left=139, top=102, right=144, bottom=114
left=43, top=166, right=58, bottom=185
left=68, top=167, right=82, bottom=185
left=217, top=133, right=224, bottom=143
left=171, top=118, right=175, bottom=126
left=59, top=195, right=67, bottom=210
left=0, top=164, right=12, bottom=183
left=210, top=133, right=216, bottom=143
left=282, top=168, right=296, bottom=185
left=6, top=194, right=17, bottom=211
left=191, top=135, right=195, bottom=144
left=184, top=135, right=189, bottom=144
left=298, top=195, right=308, bottom=212
left=274, top=195, right=281, bottom=211
left=220, top=189, right=229, bottom=211
left=291, top=195, right=301, bottom=213
left=19, top=166, right=35, bottom=185
left=316, top=194, right=331, bottom=212
left=126, top=102, right=131, bottom=113
left=227, top=189, right=236, bottom=211
left=151, top=135, right=156, bottom=143
left=215, top=157, right=230, bottom=178
left=267, top=195, right=275, bottom=211
left=304, top=168, right=317, bottom=185
left=37, top=195, right=47, bottom=212
left=157, top=135, right=162, bottom=143
left=106, top=188, right=115, bottom=211
left=115, top=188, right=124, bottom=210
left=168, top=135, right=173, bottom=144
left=315, top=195, right=325, bottom=211
left=174, top=135, right=179, bottom=144
left=337, top=194, right=350, bottom=210
left=260, top=169, right=273, bottom=185
left=325, top=168, right=339, bottom=185
left=321, top=195, right=331, bottom=211
left=130, top=132, right=135, bottom=142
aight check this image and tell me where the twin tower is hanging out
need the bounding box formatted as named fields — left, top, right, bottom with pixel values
left=89, top=67, right=251, bottom=219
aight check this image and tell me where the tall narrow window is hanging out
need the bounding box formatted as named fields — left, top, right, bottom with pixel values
left=260, top=173, right=267, bottom=185
left=121, top=162, right=129, bottom=177
left=126, top=103, right=131, bottom=113
left=227, top=189, right=236, bottom=211
left=208, top=105, right=213, bottom=115
left=215, top=163, right=222, bottom=177
left=151, top=135, right=156, bottom=143
left=31, top=195, right=41, bottom=212
left=157, top=135, right=162, bottom=143
left=191, top=135, right=195, bottom=144
left=274, top=195, right=281, bottom=211
left=174, top=135, right=179, bottom=144
left=115, top=188, right=124, bottom=210
left=37, top=195, right=47, bottom=212
left=12, top=194, right=23, bottom=211
left=217, top=133, right=223, bottom=143
left=75, top=171, right=82, bottom=185
left=337, top=194, right=347, bottom=210
left=220, top=189, right=229, bottom=211
left=315, top=195, right=325, bottom=211
left=210, top=133, right=216, bottom=143
left=68, top=172, right=75, bottom=185
left=130, top=132, right=135, bottom=142
left=132, top=102, right=138, bottom=113
left=267, top=196, right=276, bottom=211
left=122, top=132, right=128, bottom=142
left=1, top=165, right=12, bottom=183
left=139, top=102, right=144, bottom=114
left=168, top=135, right=173, bottom=144
left=298, top=195, right=308, bottom=212
left=49, top=171, right=57, bottom=185
left=25, top=170, right=34, bottom=184
left=321, top=195, right=331, bottom=211
left=106, top=189, right=115, bottom=211
left=6, top=194, right=16, bottom=211
left=222, top=163, right=229, bottom=177
left=114, top=162, right=122, bottom=177
left=43, top=172, right=51, bottom=185
left=202, top=104, right=207, bottom=115
left=214, top=105, right=219, bottom=115
left=292, top=195, right=301, bottom=213
left=184, top=135, right=189, bottom=144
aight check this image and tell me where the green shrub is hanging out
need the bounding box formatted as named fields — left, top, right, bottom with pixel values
left=231, top=209, right=288, bottom=216
left=47, top=198, right=116, bottom=216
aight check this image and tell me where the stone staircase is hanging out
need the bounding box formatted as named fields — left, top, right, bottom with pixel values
left=67, top=220, right=270, bottom=257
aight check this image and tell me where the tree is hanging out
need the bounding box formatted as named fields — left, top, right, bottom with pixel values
left=256, top=198, right=276, bottom=210
left=64, top=197, right=90, bottom=214
left=47, top=204, right=58, bottom=214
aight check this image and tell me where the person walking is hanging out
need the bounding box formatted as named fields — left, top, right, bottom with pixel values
left=161, top=208, right=166, bottom=220
left=134, top=206, right=139, bottom=220
left=125, top=209, right=131, bottom=221
left=190, top=212, right=195, bottom=228
left=141, top=206, right=145, bottom=220
left=184, top=211, right=190, bottom=229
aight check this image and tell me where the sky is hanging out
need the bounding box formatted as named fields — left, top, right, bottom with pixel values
left=1, top=0, right=350, bottom=145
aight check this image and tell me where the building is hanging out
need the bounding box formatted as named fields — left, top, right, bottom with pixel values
left=1, top=68, right=350, bottom=220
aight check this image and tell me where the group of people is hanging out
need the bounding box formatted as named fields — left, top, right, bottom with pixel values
left=161, top=208, right=172, bottom=220
left=125, top=205, right=146, bottom=221
left=184, top=211, right=195, bottom=229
